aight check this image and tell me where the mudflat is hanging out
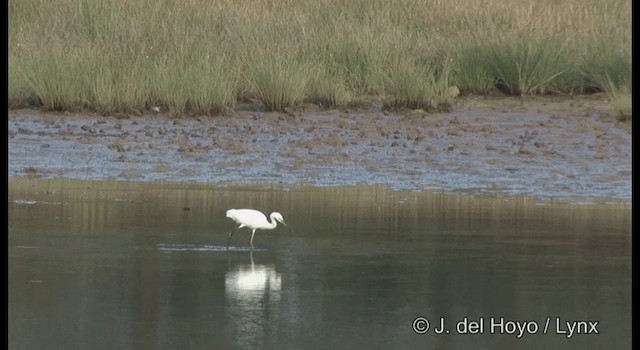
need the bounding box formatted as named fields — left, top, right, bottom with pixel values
left=8, top=94, right=631, bottom=202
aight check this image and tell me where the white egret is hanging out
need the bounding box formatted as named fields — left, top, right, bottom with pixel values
left=226, top=209, right=286, bottom=249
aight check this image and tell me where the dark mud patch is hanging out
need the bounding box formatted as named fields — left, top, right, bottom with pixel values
left=8, top=94, right=631, bottom=202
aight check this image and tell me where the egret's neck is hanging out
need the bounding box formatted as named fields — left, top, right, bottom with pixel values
left=268, top=215, right=279, bottom=229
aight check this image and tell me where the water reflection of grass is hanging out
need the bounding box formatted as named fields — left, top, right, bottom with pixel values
left=8, top=178, right=631, bottom=237
left=9, top=0, right=630, bottom=116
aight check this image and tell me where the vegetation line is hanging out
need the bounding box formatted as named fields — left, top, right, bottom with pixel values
left=9, top=0, right=631, bottom=118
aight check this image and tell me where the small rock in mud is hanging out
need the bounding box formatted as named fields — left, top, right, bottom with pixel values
left=24, top=166, right=42, bottom=174
left=518, top=148, right=535, bottom=157
left=119, top=170, right=143, bottom=179
left=177, top=144, right=210, bottom=153
left=109, top=143, right=128, bottom=152
left=81, top=125, right=97, bottom=133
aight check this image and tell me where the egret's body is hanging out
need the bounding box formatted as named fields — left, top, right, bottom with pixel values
left=226, top=209, right=286, bottom=249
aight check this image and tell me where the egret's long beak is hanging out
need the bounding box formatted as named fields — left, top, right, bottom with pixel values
left=279, top=220, right=292, bottom=234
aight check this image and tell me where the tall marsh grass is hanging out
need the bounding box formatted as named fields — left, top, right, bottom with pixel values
left=9, top=0, right=631, bottom=115
left=249, top=56, right=312, bottom=112
left=486, top=36, right=569, bottom=96
left=383, top=58, right=454, bottom=111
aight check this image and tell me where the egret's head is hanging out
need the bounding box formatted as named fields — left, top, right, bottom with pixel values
left=272, top=212, right=286, bottom=226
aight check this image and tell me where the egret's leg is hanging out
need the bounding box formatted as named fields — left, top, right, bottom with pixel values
left=227, top=228, right=239, bottom=249
left=250, top=229, right=256, bottom=250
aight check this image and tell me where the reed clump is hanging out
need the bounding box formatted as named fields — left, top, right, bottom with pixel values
left=9, top=0, right=631, bottom=116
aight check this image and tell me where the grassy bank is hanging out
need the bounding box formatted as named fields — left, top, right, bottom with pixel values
left=9, top=0, right=631, bottom=116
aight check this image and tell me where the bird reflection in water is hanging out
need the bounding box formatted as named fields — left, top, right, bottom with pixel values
left=225, top=251, right=282, bottom=294
left=224, top=251, right=282, bottom=347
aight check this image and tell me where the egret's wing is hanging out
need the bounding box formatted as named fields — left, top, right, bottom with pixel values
left=226, top=209, right=269, bottom=227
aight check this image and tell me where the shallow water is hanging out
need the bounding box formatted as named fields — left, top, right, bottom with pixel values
left=8, top=179, right=631, bottom=349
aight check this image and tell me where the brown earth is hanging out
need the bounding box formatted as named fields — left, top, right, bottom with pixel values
left=8, top=93, right=631, bottom=203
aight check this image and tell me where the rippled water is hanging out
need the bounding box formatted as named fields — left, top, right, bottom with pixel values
left=8, top=179, right=631, bottom=349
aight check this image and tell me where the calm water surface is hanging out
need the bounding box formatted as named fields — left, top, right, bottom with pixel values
left=8, top=179, right=631, bottom=349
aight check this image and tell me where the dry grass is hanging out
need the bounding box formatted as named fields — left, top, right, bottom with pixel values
left=9, top=0, right=631, bottom=115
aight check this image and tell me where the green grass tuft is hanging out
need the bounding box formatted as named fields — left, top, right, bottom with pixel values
left=383, top=58, right=454, bottom=111
left=249, top=57, right=312, bottom=112
left=305, top=67, right=353, bottom=108
left=451, top=47, right=496, bottom=95
left=487, top=35, right=568, bottom=96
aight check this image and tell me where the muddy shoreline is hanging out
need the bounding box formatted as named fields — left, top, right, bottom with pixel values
left=8, top=94, right=631, bottom=203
